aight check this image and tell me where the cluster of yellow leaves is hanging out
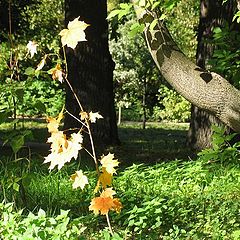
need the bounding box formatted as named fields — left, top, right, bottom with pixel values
left=44, top=111, right=83, bottom=170
left=59, top=17, right=89, bottom=49
left=89, top=153, right=122, bottom=215
left=80, top=111, right=103, bottom=123
left=89, top=188, right=122, bottom=215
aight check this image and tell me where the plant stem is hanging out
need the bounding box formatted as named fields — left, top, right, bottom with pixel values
left=106, top=213, right=114, bottom=236
left=86, top=120, right=100, bottom=176
left=62, top=47, right=99, bottom=175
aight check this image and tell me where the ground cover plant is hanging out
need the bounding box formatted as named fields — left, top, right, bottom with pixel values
left=0, top=122, right=240, bottom=239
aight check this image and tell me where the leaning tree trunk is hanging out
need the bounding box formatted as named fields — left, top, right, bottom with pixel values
left=133, top=2, right=240, bottom=133
left=64, top=0, right=119, bottom=145
left=188, top=0, right=237, bottom=150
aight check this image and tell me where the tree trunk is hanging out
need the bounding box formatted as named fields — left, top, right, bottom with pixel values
left=64, top=0, right=119, bottom=145
left=188, top=0, right=236, bottom=150
left=133, top=4, right=240, bottom=133
left=142, top=78, right=147, bottom=129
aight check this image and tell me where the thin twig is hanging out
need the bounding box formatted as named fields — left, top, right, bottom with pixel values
left=106, top=213, right=114, bottom=236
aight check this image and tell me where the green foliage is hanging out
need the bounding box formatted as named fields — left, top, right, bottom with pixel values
left=0, top=203, right=86, bottom=239
left=110, top=18, right=161, bottom=121
left=0, top=79, right=64, bottom=117
left=152, top=85, right=190, bottom=122
left=198, top=125, right=240, bottom=164
left=166, top=0, right=199, bottom=59
left=116, top=159, right=240, bottom=239
left=209, top=25, right=240, bottom=88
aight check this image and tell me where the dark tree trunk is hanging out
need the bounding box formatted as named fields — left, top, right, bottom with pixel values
left=187, top=0, right=237, bottom=150
left=64, top=0, right=119, bottom=145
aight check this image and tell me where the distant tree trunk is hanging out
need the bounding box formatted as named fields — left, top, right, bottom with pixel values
left=187, top=0, right=237, bottom=150
left=142, top=78, right=147, bottom=129
left=64, top=0, right=119, bottom=145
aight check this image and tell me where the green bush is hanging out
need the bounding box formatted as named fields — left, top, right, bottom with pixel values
left=0, top=79, right=65, bottom=117
left=0, top=203, right=86, bottom=239
left=115, top=159, right=240, bottom=239
left=152, top=85, right=191, bottom=122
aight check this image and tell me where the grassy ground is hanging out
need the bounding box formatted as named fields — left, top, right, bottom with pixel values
left=0, top=120, right=239, bottom=239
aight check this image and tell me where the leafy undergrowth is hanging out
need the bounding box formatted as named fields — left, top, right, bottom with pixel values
left=0, top=122, right=239, bottom=239
left=1, top=158, right=239, bottom=239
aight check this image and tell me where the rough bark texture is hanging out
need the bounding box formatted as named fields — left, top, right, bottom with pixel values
left=64, top=0, right=119, bottom=145
left=134, top=8, right=240, bottom=133
left=188, top=0, right=236, bottom=150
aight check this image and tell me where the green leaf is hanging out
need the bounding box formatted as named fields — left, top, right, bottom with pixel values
left=151, top=2, right=160, bottom=10
left=107, top=9, right=121, bottom=20
left=10, top=134, right=25, bottom=154
left=34, top=100, right=46, bottom=113
left=15, top=88, right=24, bottom=102
left=129, top=23, right=144, bottom=37
left=0, top=110, right=11, bottom=124
left=150, top=19, right=158, bottom=31
left=119, top=3, right=129, bottom=9
left=13, top=182, right=20, bottom=192
left=24, top=67, right=35, bottom=76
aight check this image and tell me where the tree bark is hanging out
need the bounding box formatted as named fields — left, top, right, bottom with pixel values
left=64, top=0, right=119, bottom=145
left=134, top=7, right=240, bottom=133
left=188, top=0, right=236, bottom=150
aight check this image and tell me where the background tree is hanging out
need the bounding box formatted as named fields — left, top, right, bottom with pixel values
left=187, top=0, right=239, bottom=150
left=109, top=18, right=160, bottom=127
left=64, top=0, right=119, bottom=145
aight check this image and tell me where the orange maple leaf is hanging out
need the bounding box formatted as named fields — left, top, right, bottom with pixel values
left=113, top=198, right=122, bottom=213
left=89, top=188, right=122, bottom=215
left=89, top=196, right=115, bottom=215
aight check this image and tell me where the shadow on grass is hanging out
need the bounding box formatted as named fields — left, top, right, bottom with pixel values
left=110, top=122, right=193, bottom=167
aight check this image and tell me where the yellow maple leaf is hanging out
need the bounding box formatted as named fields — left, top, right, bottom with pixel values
left=95, top=167, right=112, bottom=192
left=100, top=187, right=116, bottom=198
left=89, top=111, right=103, bottom=123
left=100, top=153, right=119, bottom=175
left=70, top=170, right=88, bottom=190
left=59, top=17, right=89, bottom=49
left=44, top=131, right=83, bottom=170
left=51, top=64, right=64, bottom=83
left=46, top=109, right=64, bottom=133
left=80, top=111, right=89, bottom=121
left=46, top=117, right=59, bottom=133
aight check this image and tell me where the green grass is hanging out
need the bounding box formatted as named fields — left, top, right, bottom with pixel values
left=0, top=120, right=239, bottom=239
